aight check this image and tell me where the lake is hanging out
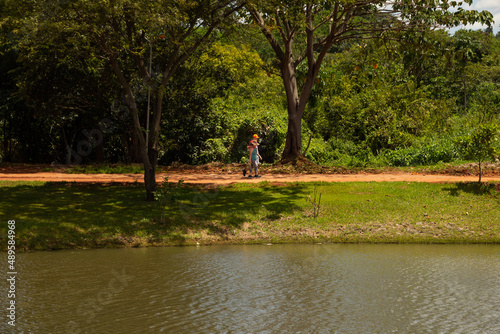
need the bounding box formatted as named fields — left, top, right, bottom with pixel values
left=2, top=244, right=499, bottom=333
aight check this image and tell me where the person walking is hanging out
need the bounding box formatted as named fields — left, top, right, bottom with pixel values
left=243, top=134, right=262, bottom=178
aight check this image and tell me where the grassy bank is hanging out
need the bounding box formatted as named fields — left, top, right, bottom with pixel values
left=1, top=180, right=499, bottom=251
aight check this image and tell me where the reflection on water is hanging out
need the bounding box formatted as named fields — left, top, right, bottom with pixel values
left=1, top=244, right=499, bottom=333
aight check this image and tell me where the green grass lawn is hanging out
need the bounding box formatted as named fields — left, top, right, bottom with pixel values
left=1, top=180, right=499, bottom=251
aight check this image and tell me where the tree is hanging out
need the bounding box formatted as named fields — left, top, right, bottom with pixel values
left=246, top=0, right=493, bottom=162
left=455, top=123, right=499, bottom=182
left=16, top=0, right=244, bottom=200
left=14, top=30, right=119, bottom=164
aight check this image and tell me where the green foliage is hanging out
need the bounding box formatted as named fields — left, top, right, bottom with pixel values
left=209, top=99, right=287, bottom=164
left=315, top=47, right=454, bottom=154
left=159, top=42, right=287, bottom=165
left=303, top=137, right=336, bottom=165
left=455, top=123, right=500, bottom=181
left=199, top=43, right=264, bottom=85
left=385, top=139, right=460, bottom=167
left=298, top=32, right=500, bottom=168
left=200, top=47, right=287, bottom=164
left=303, top=136, right=380, bottom=168
left=1, top=0, right=500, bottom=168
left=469, top=82, right=500, bottom=123
left=200, top=138, right=232, bottom=164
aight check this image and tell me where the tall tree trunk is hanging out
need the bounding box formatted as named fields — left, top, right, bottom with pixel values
left=282, top=111, right=303, bottom=161
left=144, top=148, right=158, bottom=201
left=280, top=57, right=317, bottom=162
left=110, top=55, right=157, bottom=201
left=143, top=91, right=165, bottom=201
left=281, top=61, right=303, bottom=161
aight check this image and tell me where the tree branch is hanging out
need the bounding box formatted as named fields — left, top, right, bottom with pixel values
left=274, top=8, right=289, bottom=43
left=249, top=9, right=285, bottom=61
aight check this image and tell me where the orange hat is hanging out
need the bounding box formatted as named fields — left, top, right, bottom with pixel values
left=252, top=134, right=260, bottom=139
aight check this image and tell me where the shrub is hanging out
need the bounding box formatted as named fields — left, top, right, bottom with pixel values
left=454, top=123, right=500, bottom=182
left=384, top=139, right=459, bottom=167
left=200, top=138, right=232, bottom=164
left=304, top=137, right=336, bottom=164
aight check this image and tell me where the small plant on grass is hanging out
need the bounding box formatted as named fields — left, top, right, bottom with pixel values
left=305, top=187, right=322, bottom=218
left=455, top=123, right=499, bottom=182
left=154, top=176, right=184, bottom=223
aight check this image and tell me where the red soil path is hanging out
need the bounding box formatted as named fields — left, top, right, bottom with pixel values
left=1, top=164, right=500, bottom=184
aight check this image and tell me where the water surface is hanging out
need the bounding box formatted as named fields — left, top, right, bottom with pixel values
left=2, top=244, right=499, bottom=333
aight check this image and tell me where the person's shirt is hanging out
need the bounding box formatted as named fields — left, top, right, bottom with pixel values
left=251, top=145, right=259, bottom=161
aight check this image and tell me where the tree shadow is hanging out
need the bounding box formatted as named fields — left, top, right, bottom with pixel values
left=169, top=183, right=308, bottom=237
left=0, top=181, right=309, bottom=250
left=0, top=182, right=159, bottom=249
left=442, top=182, right=500, bottom=197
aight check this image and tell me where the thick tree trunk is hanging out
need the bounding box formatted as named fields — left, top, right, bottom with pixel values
left=280, top=58, right=316, bottom=162
left=282, top=108, right=303, bottom=161
left=280, top=58, right=303, bottom=161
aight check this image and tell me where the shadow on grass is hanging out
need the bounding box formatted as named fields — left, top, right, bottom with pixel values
left=0, top=182, right=157, bottom=249
left=169, top=183, right=308, bottom=237
left=0, top=182, right=308, bottom=250
left=442, top=182, right=500, bottom=197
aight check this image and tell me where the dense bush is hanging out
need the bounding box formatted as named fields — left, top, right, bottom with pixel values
left=384, top=140, right=460, bottom=167
left=159, top=43, right=277, bottom=165
left=206, top=97, right=288, bottom=164
left=316, top=67, right=454, bottom=154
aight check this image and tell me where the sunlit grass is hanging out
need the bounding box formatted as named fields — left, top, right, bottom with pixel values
left=1, top=180, right=499, bottom=251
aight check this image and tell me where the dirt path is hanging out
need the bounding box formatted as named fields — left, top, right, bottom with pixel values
left=1, top=171, right=500, bottom=184
left=2, top=163, right=500, bottom=184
